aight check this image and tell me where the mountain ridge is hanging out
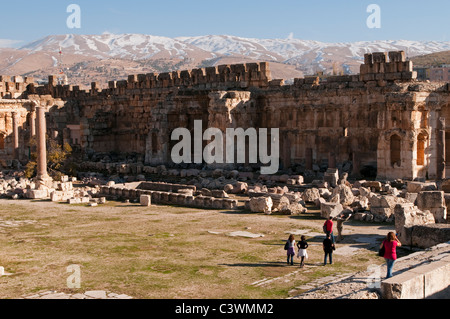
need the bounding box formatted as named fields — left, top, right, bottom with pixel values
left=1, top=33, right=449, bottom=88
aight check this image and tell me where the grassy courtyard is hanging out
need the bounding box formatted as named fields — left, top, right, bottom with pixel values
left=0, top=198, right=395, bottom=299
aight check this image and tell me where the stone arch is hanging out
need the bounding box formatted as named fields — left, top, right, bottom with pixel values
left=390, top=134, right=401, bottom=167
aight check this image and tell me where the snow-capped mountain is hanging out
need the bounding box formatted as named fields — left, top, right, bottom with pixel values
left=21, top=33, right=450, bottom=63
left=18, top=33, right=450, bottom=76
left=1, top=33, right=448, bottom=87
left=20, top=33, right=215, bottom=61
left=178, top=35, right=450, bottom=61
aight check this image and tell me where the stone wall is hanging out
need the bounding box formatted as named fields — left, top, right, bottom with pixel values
left=0, top=100, right=35, bottom=165
left=1, top=51, right=449, bottom=180
left=99, top=184, right=238, bottom=210
left=0, top=76, right=34, bottom=99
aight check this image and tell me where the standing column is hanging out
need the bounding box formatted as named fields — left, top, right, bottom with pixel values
left=436, top=117, right=446, bottom=180
left=12, top=112, right=19, bottom=160
left=30, top=106, right=36, bottom=138
left=36, top=106, right=49, bottom=181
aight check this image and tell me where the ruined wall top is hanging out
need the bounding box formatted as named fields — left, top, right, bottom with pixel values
left=27, top=62, right=273, bottom=98
left=0, top=75, right=35, bottom=99
left=22, top=50, right=450, bottom=99
left=359, top=50, right=417, bottom=81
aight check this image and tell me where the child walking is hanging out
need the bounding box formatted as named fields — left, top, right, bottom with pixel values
left=296, top=235, right=309, bottom=268
left=286, top=234, right=296, bottom=265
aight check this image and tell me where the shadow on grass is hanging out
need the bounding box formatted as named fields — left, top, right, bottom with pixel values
left=289, top=213, right=322, bottom=221
left=218, top=210, right=259, bottom=215
left=219, top=261, right=291, bottom=268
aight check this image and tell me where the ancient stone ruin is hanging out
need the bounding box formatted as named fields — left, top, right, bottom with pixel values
left=0, top=51, right=449, bottom=249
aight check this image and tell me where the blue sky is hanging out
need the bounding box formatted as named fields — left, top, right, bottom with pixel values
left=1, top=0, right=449, bottom=47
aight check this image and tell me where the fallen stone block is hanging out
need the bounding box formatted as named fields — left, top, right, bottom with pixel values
left=406, top=181, right=437, bottom=193
left=28, top=189, right=48, bottom=199
left=290, top=175, right=304, bottom=185
left=362, top=181, right=382, bottom=192
left=320, top=202, right=344, bottom=219
left=249, top=196, right=273, bottom=214
left=302, top=188, right=320, bottom=203
left=211, top=189, right=229, bottom=198
left=416, top=191, right=447, bottom=223
left=230, top=182, right=248, bottom=194
left=331, top=184, right=354, bottom=206
left=324, top=168, right=339, bottom=187
left=68, top=198, right=81, bottom=204
left=222, top=199, right=238, bottom=210
left=394, top=203, right=435, bottom=245
left=280, top=203, right=307, bottom=215
left=140, top=195, right=151, bottom=207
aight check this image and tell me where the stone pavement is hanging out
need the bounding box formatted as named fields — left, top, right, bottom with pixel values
left=20, top=290, right=133, bottom=299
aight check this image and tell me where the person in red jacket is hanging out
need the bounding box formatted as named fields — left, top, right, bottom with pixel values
left=380, top=232, right=402, bottom=278
left=323, top=217, right=335, bottom=243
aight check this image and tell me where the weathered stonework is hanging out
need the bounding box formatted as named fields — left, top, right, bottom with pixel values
left=0, top=52, right=449, bottom=181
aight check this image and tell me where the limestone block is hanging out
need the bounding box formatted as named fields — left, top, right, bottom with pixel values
left=358, top=187, right=371, bottom=197
left=178, top=188, right=194, bottom=196
left=381, top=258, right=450, bottom=299
left=394, top=203, right=435, bottom=243
left=249, top=196, right=273, bottom=214
left=28, top=189, right=47, bottom=199
left=416, top=191, right=445, bottom=208
left=315, top=197, right=326, bottom=208
left=280, top=203, right=307, bottom=215
left=409, top=224, right=450, bottom=248
left=231, top=182, right=248, bottom=194
left=68, top=198, right=81, bottom=204
left=361, top=181, right=382, bottom=192
left=140, top=195, right=151, bottom=207
left=318, top=188, right=332, bottom=200
left=416, top=191, right=447, bottom=223
left=211, top=190, right=229, bottom=198
left=350, top=196, right=369, bottom=211
left=406, top=181, right=437, bottom=193
left=381, top=271, right=425, bottom=299
left=222, top=199, right=238, bottom=210
left=50, top=190, right=74, bottom=202
left=331, top=184, right=355, bottom=206
left=440, top=179, right=450, bottom=193
left=324, top=168, right=339, bottom=187
left=286, top=179, right=296, bottom=185
left=302, top=188, right=320, bottom=203
left=404, top=192, right=418, bottom=204
left=320, top=202, right=343, bottom=219
left=290, top=175, right=304, bottom=185
left=272, top=195, right=290, bottom=211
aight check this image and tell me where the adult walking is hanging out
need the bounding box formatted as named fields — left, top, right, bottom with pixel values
left=285, top=234, right=296, bottom=266
left=323, top=216, right=335, bottom=243
left=296, top=235, right=309, bottom=268
left=323, top=234, right=335, bottom=266
left=334, top=212, right=352, bottom=242
left=380, top=232, right=402, bottom=279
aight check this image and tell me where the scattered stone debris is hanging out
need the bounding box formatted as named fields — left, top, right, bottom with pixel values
left=20, top=290, right=133, bottom=299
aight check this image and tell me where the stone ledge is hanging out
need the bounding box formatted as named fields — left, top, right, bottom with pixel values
left=381, top=253, right=450, bottom=299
